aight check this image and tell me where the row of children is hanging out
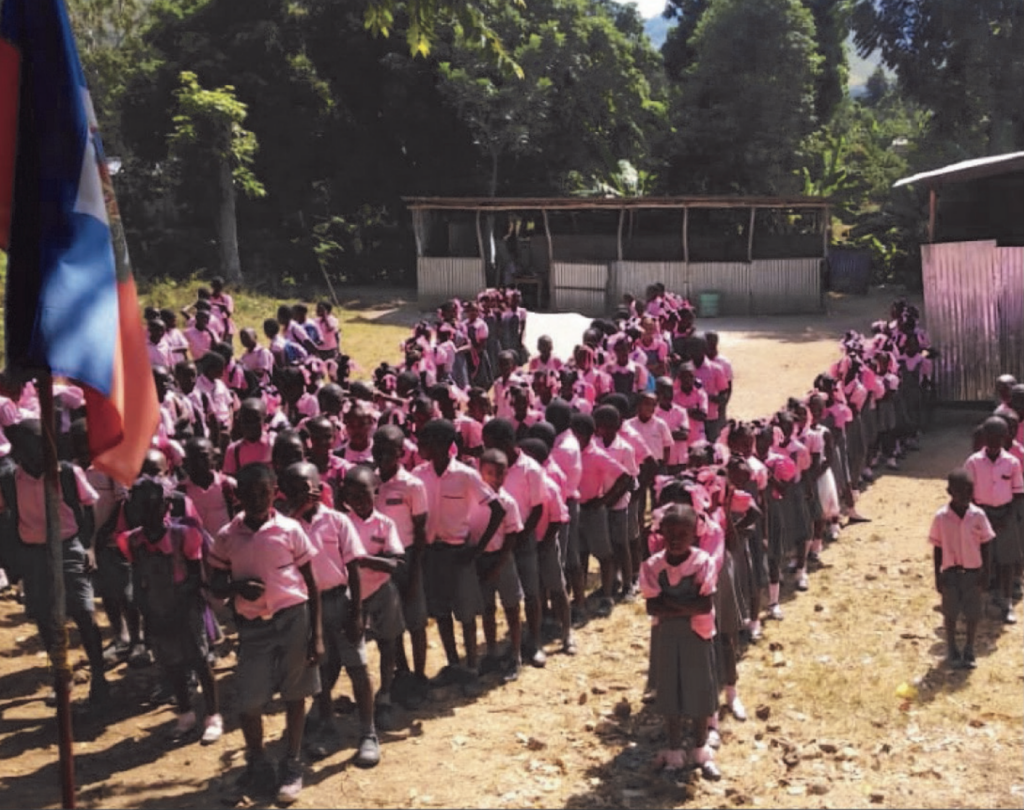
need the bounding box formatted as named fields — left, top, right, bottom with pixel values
left=0, top=285, right=941, bottom=800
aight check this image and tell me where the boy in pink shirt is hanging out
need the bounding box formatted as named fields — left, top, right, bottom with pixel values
left=181, top=437, right=236, bottom=537
left=239, top=328, right=274, bottom=388
left=674, top=362, right=709, bottom=444
left=372, top=426, right=430, bottom=705
left=470, top=448, right=526, bottom=682
left=571, top=413, right=632, bottom=619
left=183, top=308, right=215, bottom=361
left=278, top=463, right=381, bottom=769
left=545, top=401, right=584, bottom=614
left=208, top=464, right=322, bottom=805
left=528, top=335, right=563, bottom=375
left=342, top=467, right=406, bottom=731
left=656, top=377, right=690, bottom=472
left=963, top=417, right=1024, bottom=624
left=929, top=469, right=995, bottom=668
left=594, top=405, right=641, bottom=604
left=413, top=419, right=505, bottom=695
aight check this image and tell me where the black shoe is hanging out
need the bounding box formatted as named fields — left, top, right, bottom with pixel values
left=501, top=659, right=521, bottom=684
left=149, top=681, right=175, bottom=706
left=592, top=598, right=614, bottom=619
left=962, top=647, right=977, bottom=669
left=430, top=665, right=461, bottom=689
left=374, top=702, right=399, bottom=732
left=945, top=648, right=962, bottom=669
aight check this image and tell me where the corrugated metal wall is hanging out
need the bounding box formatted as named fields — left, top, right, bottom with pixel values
left=688, top=262, right=752, bottom=315
left=750, top=258, right=823, bottom=315
left=550, top=262, right=608, bottom=316
left=533, top=259, right=824, bottom=318
left=922, top=241, right=1024, bottom=402
left=417, top=257, right=486, bottom=303
left=609, top=261, right=687, bottom=308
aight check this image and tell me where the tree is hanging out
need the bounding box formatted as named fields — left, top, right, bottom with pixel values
left=666, top=0, right=822, bottom=194
left=167, top=71, right=265, bottom=283
left=852, top=0, right=1024, bottom=154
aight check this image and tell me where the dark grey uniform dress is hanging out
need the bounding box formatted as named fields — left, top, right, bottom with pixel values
left=653, top=570, right=719, bottom=719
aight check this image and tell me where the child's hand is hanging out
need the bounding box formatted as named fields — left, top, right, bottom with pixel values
left=235, top=577, right=265, bottom=602
left=84, top=547, right=97, bottom=574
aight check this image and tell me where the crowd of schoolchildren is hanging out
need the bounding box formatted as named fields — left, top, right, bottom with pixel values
left=0, top=277, right=1020, bottom=804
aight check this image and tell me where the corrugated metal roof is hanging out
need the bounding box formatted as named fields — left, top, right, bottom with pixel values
left=894, top=151, right=1024, bottom=189
left=402, top=195, right=830, bottom=211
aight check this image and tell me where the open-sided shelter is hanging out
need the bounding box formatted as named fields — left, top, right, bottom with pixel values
left=895, top=152, right=1024, bottom=401
left=404, top=196, right=831, bottom=317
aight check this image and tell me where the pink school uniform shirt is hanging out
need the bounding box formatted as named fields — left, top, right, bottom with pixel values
left=535, top=471, right=569, bottom=541
left=529, top=356, right=563, bottom=375
left=182, top=472, right=235, bottom=536
left=224, top=436, right=273, bottom=475
left=656, top=402, right=690, bottom=466
left=117, top=521, right=204, bottom=583
left=209, top=511, right=317, bottom=621
left=300, top=507, right=365, bottom=592
left=165, top=328, right=190, bottom=362
left=626, top=413, right=672, bottom=464
left=318, top=314, right=340, bottom=351
left=414, top=459, right=496, bottom=545
left=148, top=338, right=174, bottom=369
left=673, top=385, right=709, bottom=443
left=375, top=467, right=429, bottom=549
left=551, top=430, right=583, bottom=501
left=241, top=345, right=275, bottom=385
left=964, top=449, right=1024, bottom=507
left=350, top=510, right=404, bottom=599
left=183, top=326, right=213, bottom=361
left=196, top=375, right=234, bottom=429
left=693, top=360, right=728, bottom=421
left=640, top=546, right=717, bottom=639
left=598, top=434, right=640, bottom=510
left=0, top=465, right=98, bottom=543
left=577, top=442, right=627, bottom=504
left=502, top=452, right=547, bottom=533
left=86, top=467, right=128, bottom=535
left=928, top=504, right=994, bottom=571
left=469, top=488, right=523, bottom=553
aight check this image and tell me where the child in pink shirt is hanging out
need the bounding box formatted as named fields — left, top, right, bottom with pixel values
left=594, top=405, right=641, bottom=603
left=208, top=464, right=322, bottom=803
left=528, top=335, right=563, bottom=375
left=673, top=363, right=709, bottom=444
left=224, top=399, right=273, bottom=476
left=343, top=466, right=406, bottom=729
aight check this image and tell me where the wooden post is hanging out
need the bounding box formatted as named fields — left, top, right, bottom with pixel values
left=40, top=372, right=76, bottom=809
left=682, top=206, right=689, bottom=265
left=475, top=210, right=485, bottom=283
left=747, top=206, right=756, bottom=263
left=822, top=205, right=831, bottom=257
left=542, top=209, right=554, bottom=311
left=616, top=207, right=625, bottom=262
left=928, top=187, right=937, bottom=243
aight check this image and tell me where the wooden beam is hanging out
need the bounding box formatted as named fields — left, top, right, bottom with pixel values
left=747, top=206, right=756, bottom=263
left=822, top=205, right=830, bottom=258
left=542, top=209, right=554, bottom=311
left=617, top=208, right=625, bottom=262
left=928, top=187, right=937, bottom=243
left=682, top=206, right=689, bottom=264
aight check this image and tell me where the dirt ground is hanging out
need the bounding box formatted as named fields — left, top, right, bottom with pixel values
left=1, top=289, right=1022, bottom=810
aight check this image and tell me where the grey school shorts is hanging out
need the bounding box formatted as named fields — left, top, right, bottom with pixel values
left=149, top=603, right=209, bottom=670
left=235, top=603, right=321, bottom=715
left=985, top=505, right=1022, bottom=566
left=579, top=502, right=612, bottom=561
left=627, top=497, right=641, bottom=543
left=560, top=499, right=581, bottom=574
left=425, top=543, right=483, bottom=624
left=536, top=536, right=567, bottom=595
left=95, top=542, right=133, bottom=604
left=608, top=508, right=629, bottom=550
left=477, top=551, right=523, bottom=611
left=364, top=579, right=406, bottom=643
left=941, top=568, right=983, bottom=622
left=392, top=555, right=428, bottom=633
left=321, top=586, right=367, bottom=670
left=21, top=538, right=95, bottom=624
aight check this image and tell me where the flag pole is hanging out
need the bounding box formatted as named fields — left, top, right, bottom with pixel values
left=39, top=371, right=76, bottom=809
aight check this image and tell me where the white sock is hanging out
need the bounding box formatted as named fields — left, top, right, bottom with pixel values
left=768, top=583, right=780, bottom=604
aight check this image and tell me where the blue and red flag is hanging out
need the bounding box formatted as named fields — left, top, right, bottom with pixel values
left=0, top=0, right=158, bottom=485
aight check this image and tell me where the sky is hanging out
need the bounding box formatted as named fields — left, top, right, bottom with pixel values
left=618, top=0, right=666, bottom=19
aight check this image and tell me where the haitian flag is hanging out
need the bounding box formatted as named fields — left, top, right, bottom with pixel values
left=0, top=0, right=158, bottom=485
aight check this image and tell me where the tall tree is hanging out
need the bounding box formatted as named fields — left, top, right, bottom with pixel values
left=666, top=0, right=822, bottom=194
left=852, top=0, right=1024, bottom=154
left=167, top=71, right=265, bottom=283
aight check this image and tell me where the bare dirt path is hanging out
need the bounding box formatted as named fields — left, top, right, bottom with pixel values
left=1, top=291, right=1021, bottom=810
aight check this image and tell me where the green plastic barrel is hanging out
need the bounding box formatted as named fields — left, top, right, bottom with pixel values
left=698, top=291, right=721, bottom=318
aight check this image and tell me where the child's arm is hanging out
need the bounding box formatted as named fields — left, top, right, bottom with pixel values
left=599, top=473, right=633, bottom=509
left=299, top=561, right=324, bottom=665
left=933, top=547, right=943, bottom=593
left=471, top=500, right=507, bottom=562
left=646, top=593, right=713, bottom=618
left=540, top=521, right=561, bottom=546
left=355, top=554, right=402, bottom=573
left=345, top=561, right=364, bottom=641
left=209, top=568, right=265, bottom=602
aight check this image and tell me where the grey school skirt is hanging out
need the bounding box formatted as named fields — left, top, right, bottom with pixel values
left=713, top=550, right=745, bottom=636
left=653, top=618, right=719, bottom=719
left=830, top=429, right=850, bottom=493
left=846, top=415, right=866, bottom=485
left=779, top=483, right=810, bottom=549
